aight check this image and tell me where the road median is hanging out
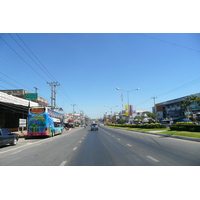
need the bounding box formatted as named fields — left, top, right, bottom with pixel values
left=105, top=125, right=200, bottom=142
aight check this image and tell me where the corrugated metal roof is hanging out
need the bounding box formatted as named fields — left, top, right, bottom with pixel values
left=0, top=91, right=39, bottom=107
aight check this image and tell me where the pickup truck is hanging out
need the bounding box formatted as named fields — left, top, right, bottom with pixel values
left=0, top=128, right=18, bottom=147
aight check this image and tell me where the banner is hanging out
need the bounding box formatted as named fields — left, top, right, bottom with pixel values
left=125, top=105, right=134, bottom=116
left=125, top=105, right=129, bottom=116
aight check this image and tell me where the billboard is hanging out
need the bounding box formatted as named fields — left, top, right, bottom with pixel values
left=125, top=105, right=134, bottom=116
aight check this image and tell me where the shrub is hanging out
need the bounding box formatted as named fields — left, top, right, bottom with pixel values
left=170, top=125, right=177, bottom=130
left=177, top=126, right=186, bottom=131
left=189, top=127, right=196, bottom=132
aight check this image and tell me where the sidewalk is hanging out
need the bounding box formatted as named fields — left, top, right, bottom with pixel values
left=13, top=131, right=27, bottom=138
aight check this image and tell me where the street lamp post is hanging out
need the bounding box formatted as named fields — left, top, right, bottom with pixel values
left=116, top=87, right=139, bottom=123
left=104, top=105, right=118, bottom=121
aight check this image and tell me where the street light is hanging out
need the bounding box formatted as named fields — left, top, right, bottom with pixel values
left=116, top=87, right=139, bottom=106
left=104, top=105, right=118, bottom=116
left=116, top=87, right=139, bottom=123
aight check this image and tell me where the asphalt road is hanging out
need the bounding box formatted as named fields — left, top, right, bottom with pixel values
left=0, top=125, right=200, bottom=166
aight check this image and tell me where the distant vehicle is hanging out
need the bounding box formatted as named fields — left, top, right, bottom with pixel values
left=0, top=128, right=18, bottom=147
left=160, top=122, right=171, bottom=126
left=176, top=118, right=192, bottom=123
left=27, top=107, right=64, bottom=137
left=91, top=123, right=98, bottom=131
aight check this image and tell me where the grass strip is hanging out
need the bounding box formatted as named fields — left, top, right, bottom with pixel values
left=106, top=125, right=200, bottom=139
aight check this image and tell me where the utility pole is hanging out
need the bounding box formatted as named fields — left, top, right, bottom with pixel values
left=151, top=96, right=157, bottom=113
left=47, top=82, right=60, bottom=109
left=34, top=87, right=39, bottom=94
left=71, top=104, right=76, bottom=121
left=152, top=96, right=157, bottom=122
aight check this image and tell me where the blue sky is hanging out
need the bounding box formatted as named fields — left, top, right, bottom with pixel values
left=1, top=33, right=200, bottom=118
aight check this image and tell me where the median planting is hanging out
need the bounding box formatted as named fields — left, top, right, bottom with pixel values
left=106, top=123, right=167, bottom=129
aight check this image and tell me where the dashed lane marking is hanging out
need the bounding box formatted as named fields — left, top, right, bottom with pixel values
left=60, top=161, right=67, bottom=166
left=127, top=144, right=132, bottom=147
left=79, top=141, right=82, bottom=143
left=73, top=147, right=77, bottom=150
left=147, top=156, right=159, bottom=162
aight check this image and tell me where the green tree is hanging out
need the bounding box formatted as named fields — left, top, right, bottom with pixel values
left=180, top=95, right=198, bottom=112
left=146, top=112, right=157, bottom=120
left=134, top=116, right=144, bottom=122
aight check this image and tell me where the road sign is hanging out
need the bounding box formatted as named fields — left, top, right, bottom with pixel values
left=24, top=93, right=38, bottom=100
left=19, top=119, right=26, bottom=127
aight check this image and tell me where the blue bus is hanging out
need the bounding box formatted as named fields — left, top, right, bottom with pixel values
left=27, top=107, right=64, bottom=137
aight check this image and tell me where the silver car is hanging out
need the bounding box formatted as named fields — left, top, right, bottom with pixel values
left=91, top=124, right=98, bottom=131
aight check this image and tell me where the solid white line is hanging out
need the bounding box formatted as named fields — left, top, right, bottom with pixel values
left=11, top=151, right=21, bottom=155
left=60, top=161, right=67, bottom=166
left=0, top=143, right=33, bottom=155
left=127, top=144, right=132, bottom=147
left=73, top=147, right=77, bottom=150
left=147, top=156, right=159, bottom=162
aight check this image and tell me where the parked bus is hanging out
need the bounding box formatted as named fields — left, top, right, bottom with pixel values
left=27, top=106, right=64, bottom=137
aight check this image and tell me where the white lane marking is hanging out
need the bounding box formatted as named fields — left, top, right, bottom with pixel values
left=60, top=161, right=67, bottom=166
left=0, top=143, right=33, bottom=155
left=79, top=141, right=82, bottom=143
left=127, top=144, right=132, bottom=147
left=73, top=147, right=77, bottom=150
left=11, top=151, right=21, bottom=155
left=118, top=138, right=121, bottom=140
left=82, top=137, right=84, bottom=139
left=147, top=156, right=159, bottom=162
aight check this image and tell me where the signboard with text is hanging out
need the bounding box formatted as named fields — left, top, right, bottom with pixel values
left=24, top=93, right=38, bottom=100
left=19, top=119, right=26, bottom=127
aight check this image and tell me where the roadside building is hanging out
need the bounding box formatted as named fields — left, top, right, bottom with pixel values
left=0, top=89, right=48, bottom=106
left=155, top=93, right=200, bottom=122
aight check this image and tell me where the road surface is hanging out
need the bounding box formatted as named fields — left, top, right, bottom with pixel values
left=0, top=125, right=200, bottom=166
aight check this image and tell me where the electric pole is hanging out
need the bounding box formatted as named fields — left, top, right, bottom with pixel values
left=47, top=82, right=60, bottom=109
left=152, top=96, right=157, bottom=122
left=71, top=104, right=76, bottom=120
left=151, top=96, right=157, bottom=113
left=34, top=87, right=39, bottom=94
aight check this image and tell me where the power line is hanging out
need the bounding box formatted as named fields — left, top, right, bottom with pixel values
left=0, top=36, right=48, bottom=82
left=10, top=34, right=78, bottom=107
left=1, top=34, right=84, bottom=113
left=15, top=33, right=57, bottom=82
left=0, top=72, right=34, bottom=92
left=138, top=33, right=200, bottom=53
left=8, top=34, right=55, bottom=82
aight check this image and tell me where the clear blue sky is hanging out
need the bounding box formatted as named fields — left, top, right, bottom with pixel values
left=1, top=33, right=200, bottom=118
